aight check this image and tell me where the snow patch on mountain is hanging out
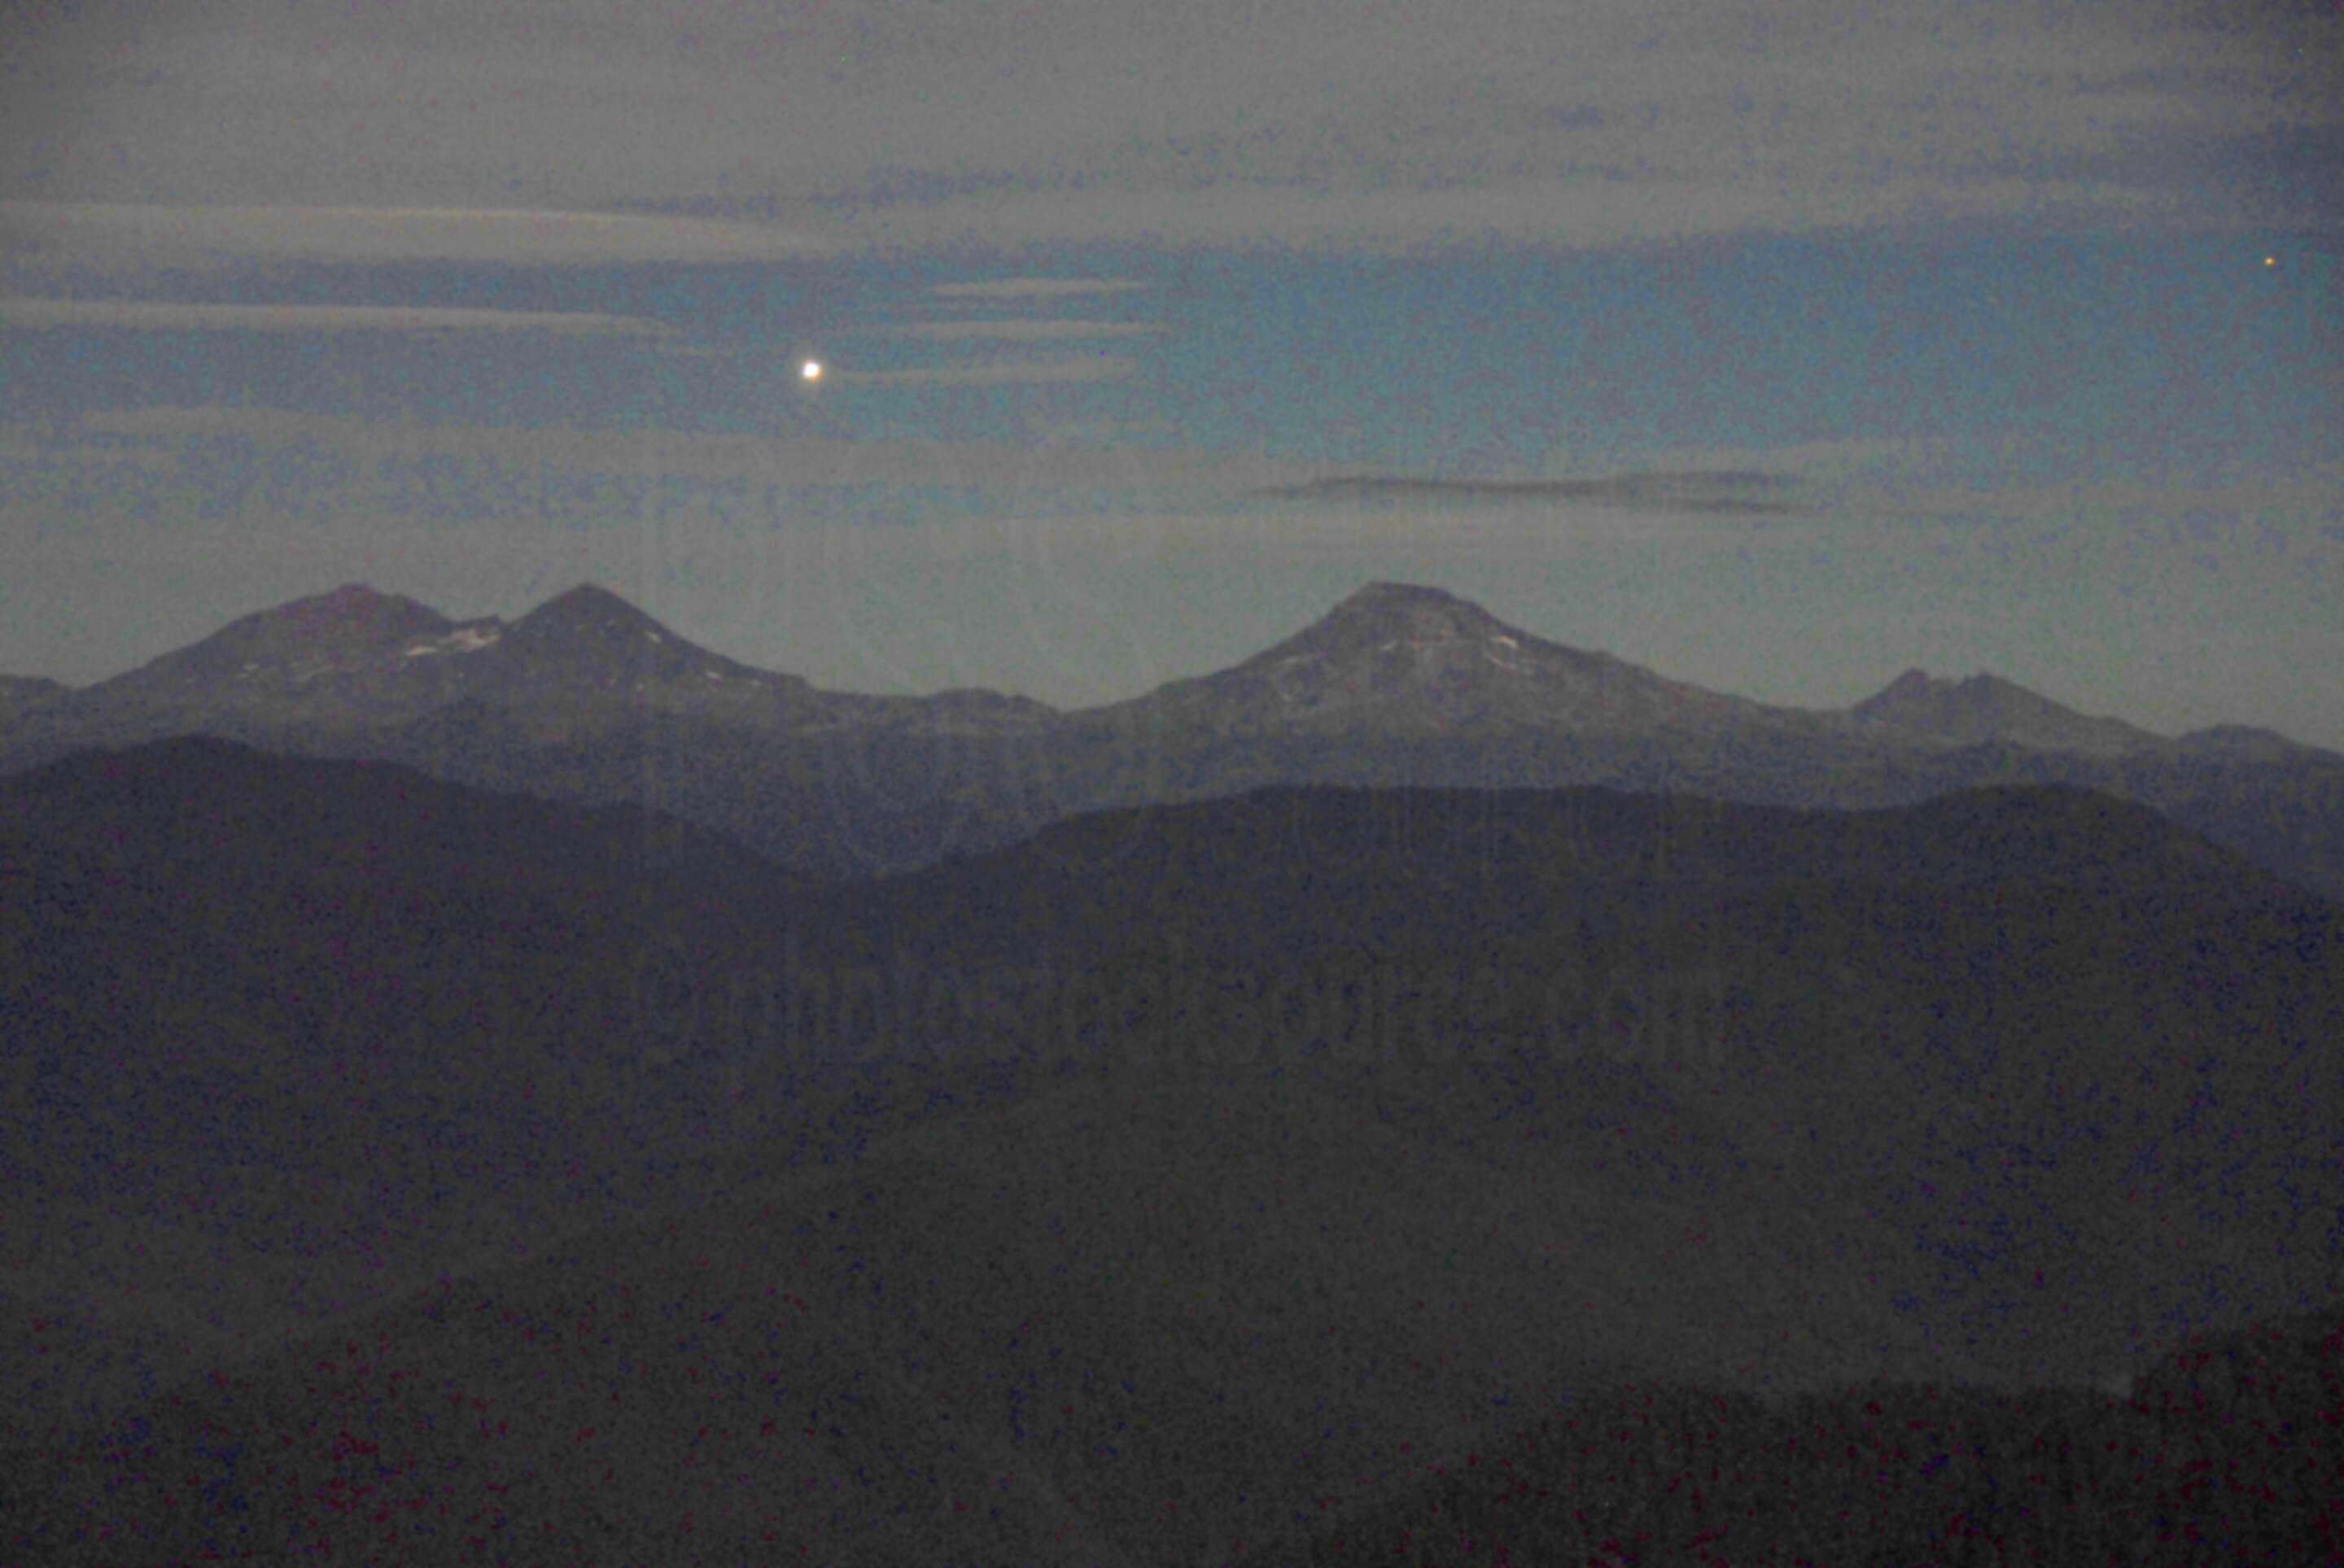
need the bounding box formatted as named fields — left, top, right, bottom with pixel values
left=404, top=623, right=505, bottom=658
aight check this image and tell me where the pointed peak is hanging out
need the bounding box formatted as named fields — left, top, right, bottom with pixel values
left=1882, top=667, right=1935, bottom=696
left=512, top=583, right=678, bottom=640
left=527, top=582, right=651, bottom=619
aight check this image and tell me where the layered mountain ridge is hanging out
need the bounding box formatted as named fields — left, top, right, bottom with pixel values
left=0, top=580, right=1060, bottom=752
left=4, top=579, right=2340, bottom=892
left=4, top=738, right=2338, bottom=1561
left=7, top=576, right=2323, bottom=756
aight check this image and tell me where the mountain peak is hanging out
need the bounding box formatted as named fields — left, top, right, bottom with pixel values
left=274, top=582, right=449, bottom=635
left=1875, top=667, right=1935, bottom=701
left=519, top=582, right=661, bottom=627
left=1309, top=580, right=1520, bottom=644
left=1092, top=581, right=1766, bottom=737
left=1853, top=666, right=2158, bottom=757
left=1336, top=580, right=1476, bottom=609
left=505, top=583, right=693, bottom=654
left=1325, top=580, right=1499, bottom=623
left=164, top=583, right=453, bottom=670
left=494, top=583, right=781, bottom=708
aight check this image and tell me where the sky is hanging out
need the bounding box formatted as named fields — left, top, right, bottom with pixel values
left=2, top=0, right=2340, bottom=745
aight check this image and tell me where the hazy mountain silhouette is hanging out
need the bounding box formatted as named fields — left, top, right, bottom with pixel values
left=4, top=740, right=2337, bottom=1562
left=1851, top=666, right=2163, bottom=756
left=0, top=581, right=1047, bottom=759
left=2174, top=721, right=2321, bottom=763
left=0, top=583, right=481, bottom=740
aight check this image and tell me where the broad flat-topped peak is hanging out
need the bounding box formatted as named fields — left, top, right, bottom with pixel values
left=1098, top=579, right=1768, bottom=738
left=1872, top=668, right=2011, bottom=701
left=273, top=581, right=447, bottom=627
left=1336, top=581, right=1478, bottom=609
left=1852, top=665, right=2159, bottom=756
left=188, top=581, right=453, bottom=657
left=541, top=582, right=636, bottom=612
left=1323, top=581, right=1508, bottom=627
left=1311, top=580, right=1520, bottom=642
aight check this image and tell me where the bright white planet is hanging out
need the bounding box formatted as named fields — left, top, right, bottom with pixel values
left=801, top=359, right=824, bottom=382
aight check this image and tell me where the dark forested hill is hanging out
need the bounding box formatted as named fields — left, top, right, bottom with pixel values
left=3, top=741, right=2338, bottom=1563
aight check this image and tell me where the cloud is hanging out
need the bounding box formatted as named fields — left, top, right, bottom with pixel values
left=926, top=278, right=1151, bottom=299
left=1847, top=468, right=2344, bottom=534
left=0, top=203, right=836, bottom=269
left=829, top=356, right=1140, bottom=387
left=5, top=3, right=2334, bottom=253
left=834, top=173, right=2206, bottom=254
left=1251, top=470, right=1804, bottom=517
left=48, top=405, right=1314, bottom=493
left=0, top=295, right=674, bottom=335
left=876, top=318, right=1160, bottom=343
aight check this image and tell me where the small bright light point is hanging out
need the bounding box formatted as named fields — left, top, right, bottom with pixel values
left=801, top=359, right=824, bottom=382
left=2264, top=256, right=2276, bottom=267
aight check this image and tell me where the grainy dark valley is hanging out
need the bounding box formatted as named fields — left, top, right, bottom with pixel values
left=2, top=2, right=2340, bottom=1564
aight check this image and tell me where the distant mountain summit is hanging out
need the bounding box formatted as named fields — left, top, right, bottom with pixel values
left=2174, top=723, right=2313, bottom=765
left=1089, top=581, right=1791, bottom=737
left=472, top=583, right=821, bottom=736
left=1849, top=667, right=2161, bottom=757
left=4, top=582, right=1069, bottom=758
left=501, top=583, right=713, bottom=675
left=42, top=583, right=489, bottom=733
left=199, top=583, right=459, bottom=674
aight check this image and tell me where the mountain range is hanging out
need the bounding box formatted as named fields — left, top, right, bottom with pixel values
left=0, top=576, right=2267, bottom=753
left=4, top=579, right=2341, bottom=893
left=3, top=737, right=2338, bottom=1563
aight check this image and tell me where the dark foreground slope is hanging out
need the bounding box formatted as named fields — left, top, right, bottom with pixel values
left=0, top=737, right=883, bottom=1441
left=1229, top=1304, right=2344, bottom=1566
left=3, top=745, right=2339, bottom=1563
left=800, top=784, right=2343, bottom=1390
